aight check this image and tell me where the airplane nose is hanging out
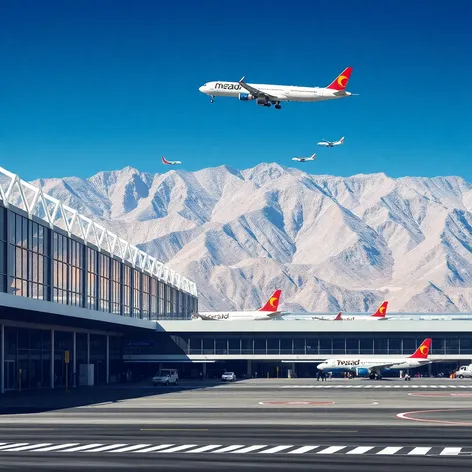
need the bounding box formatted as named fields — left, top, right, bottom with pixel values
left=199, top=85, right=205, bottom=93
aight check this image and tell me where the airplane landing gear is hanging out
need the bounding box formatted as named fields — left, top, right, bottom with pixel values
left=275, top=103, right=281, bottom=110
left=264, top=102, right=271, bottom=107
left=210, top=95, right=215, bottom=103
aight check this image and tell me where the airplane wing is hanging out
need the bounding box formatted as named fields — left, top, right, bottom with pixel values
left=239, top=76, right=280, bottom=102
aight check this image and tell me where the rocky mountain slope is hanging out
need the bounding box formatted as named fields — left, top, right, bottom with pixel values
left=9, top=163, right=472, bottom=312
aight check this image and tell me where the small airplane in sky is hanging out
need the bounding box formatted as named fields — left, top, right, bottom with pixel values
left=161, top=156, right=182, bottom=166
left=317, top=338, right=432, bottom=379
left=191, top=290, right=283, bottom=321
left=198, top=67, right=355, bottom=109
left=318, top=137, right=345, bottom=147
left=292, top=153, right=316, bottom=163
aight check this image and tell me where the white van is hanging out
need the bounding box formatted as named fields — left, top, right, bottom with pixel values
left=456, top=365, right=472, bottom=379
left=152, top=369, right=179, bottom=386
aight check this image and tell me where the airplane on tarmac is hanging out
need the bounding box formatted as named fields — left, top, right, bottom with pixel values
left=318, top=137, right=345, bottom=148
left=198, top=67, right=355, bottom=110
left=317, top=338, right=432, bottom=379
left=308, top=301, right=389, bottom=321
left=191, top=290, right=283, bottom=321
left=292, top=153, right=316, bottom=163
left=162, top=156, right=182, bottom=166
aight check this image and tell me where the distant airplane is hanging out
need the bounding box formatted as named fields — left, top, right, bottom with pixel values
left=309, top=301, right=389, bottom=321
left=198, top=67, right=355, bottom=110
left=318, top=137, right=345, bottom=147
left=162, top=156, right=182, bottom=166
left=317, top=338, right=432, bottom=379
left=292, top=153, right=316, bottom=163
left=191, top=290, right=282, bottom=321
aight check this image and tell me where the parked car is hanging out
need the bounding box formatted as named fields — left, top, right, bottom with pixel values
left=152, top=369, right=179, bottom=386
left=221, top=371, right=236, bottom=382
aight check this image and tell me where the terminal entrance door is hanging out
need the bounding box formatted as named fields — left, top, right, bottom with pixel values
left=4, top=360, right=16, bottom=390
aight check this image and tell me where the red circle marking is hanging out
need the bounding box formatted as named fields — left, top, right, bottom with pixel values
left=258, top=401, right=334, bottom=405
left=397, top=408, right=472, bottom=425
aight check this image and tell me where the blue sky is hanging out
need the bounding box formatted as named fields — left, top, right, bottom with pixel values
left=1, top=0, right=471, bottom=181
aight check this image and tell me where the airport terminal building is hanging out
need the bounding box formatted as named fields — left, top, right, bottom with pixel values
left=0, top=166, right=197, bottom=393
left=1, top=165, right=472, bottom=392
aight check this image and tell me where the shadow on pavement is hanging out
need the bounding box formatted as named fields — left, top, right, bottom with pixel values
left=0, top=379, right=232, bottom=415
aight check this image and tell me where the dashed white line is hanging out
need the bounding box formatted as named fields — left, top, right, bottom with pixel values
left=317, top=446, right=346, bottom=454
left=377, top=447, right=404, bottom=455
left=288, top=446, right=319, bottom=454
left=440, top=447, right=462, bottom=455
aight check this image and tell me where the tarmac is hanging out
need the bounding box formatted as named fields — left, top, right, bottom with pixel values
left=0, top=377, right=471, bottom=470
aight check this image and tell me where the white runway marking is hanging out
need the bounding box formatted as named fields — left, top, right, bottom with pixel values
left=0, top=442, right=469, bottom=456
left=281, top=384, right=472, bottom=389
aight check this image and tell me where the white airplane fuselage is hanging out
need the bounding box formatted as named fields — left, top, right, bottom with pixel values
left=193, top=311, right=279, bottom=321
left=199, top=82, right=351, bottom=103
left=317, top=357, right=430, bottom=373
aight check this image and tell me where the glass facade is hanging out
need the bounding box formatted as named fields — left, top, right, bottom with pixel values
left=171, top=333, right=472, bottom=356
left=1, top=324, right=123, bottom=392
left=0, top=204, right=198, bottom=319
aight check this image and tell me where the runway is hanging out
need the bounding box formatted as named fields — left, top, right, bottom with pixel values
left=0, top=378, right=471, bottom=470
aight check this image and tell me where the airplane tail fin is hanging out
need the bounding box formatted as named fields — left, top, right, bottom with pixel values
left=334, top=312, right=343, bottom=321
left=310, top=153, right=316, bottom=160
left=339, top=137, right=345, bottom=144
left=409, top=338, right=432, bottom=359
left=370, top=301, right=388, bottom=318
left=326, top=67, right=353, bottom=91
left=162, top=156, right=169, bottom=164
left=259, top=290, right=282, bottom=312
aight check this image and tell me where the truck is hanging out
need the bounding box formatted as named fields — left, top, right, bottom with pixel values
left=456, top=364, right=472, bottom=379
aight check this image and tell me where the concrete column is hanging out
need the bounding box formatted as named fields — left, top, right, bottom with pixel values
left=51, top=329, right=55, bottom=389
left=73, top=332, right=77, bottom=388
left=291, top=362, right=296, bottom=378
left=1, top=325, right=4, bottom=394
left=106, top=335, right=110, bottom=384
left=247, top=360, right=252, bottom=378
left=202, top=362, right=207, bottom=379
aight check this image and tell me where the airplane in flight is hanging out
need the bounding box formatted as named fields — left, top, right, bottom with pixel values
left=308, top=301, right=389, bottom=321
left=191, top=290, right=283, bottom=321
left=198, top=67, right=355, bottom=110
left=317, top=338, right=432, bottom=379
left=318, top=137, right=345, bottom=148
left=292, top=153, right=316, bottom=163
left=162, top=156, right=182, bottom=166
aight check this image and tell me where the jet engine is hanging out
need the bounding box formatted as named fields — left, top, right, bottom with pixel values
left=256, top=97, right=269, bottom=106
left=238, top=93, right=254, bottom=101
left=355, top=367, right=371, bottom=377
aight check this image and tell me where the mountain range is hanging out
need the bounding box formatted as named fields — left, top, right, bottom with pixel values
left=9, top=163, right=472, bottom=312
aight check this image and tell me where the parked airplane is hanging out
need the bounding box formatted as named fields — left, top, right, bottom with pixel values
left=308, top=301, right=389, bottom=321
left=318, top=137, right=345, bottom=147
left=192, top=290, right=282, bottom=321
left=317, top=338, right=432, bottom=379
left=162, top=156, right=182, bottom=166
left=292, top=153, right=316, bottom=163
left=198, top=67, right=355, bottom=109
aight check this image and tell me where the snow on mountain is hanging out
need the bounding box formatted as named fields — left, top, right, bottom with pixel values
left=16, top=163, right=472, bottom=312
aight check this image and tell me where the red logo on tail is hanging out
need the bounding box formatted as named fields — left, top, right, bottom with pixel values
left=409, top=338, right=432, bottom=359
left=326, top=67, right=353, bottom=91
left=162, top=156, right=169, bottom=164
left=259, top=290, right=282, bottom=312
left=371, top=301, right=388, bottom=318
